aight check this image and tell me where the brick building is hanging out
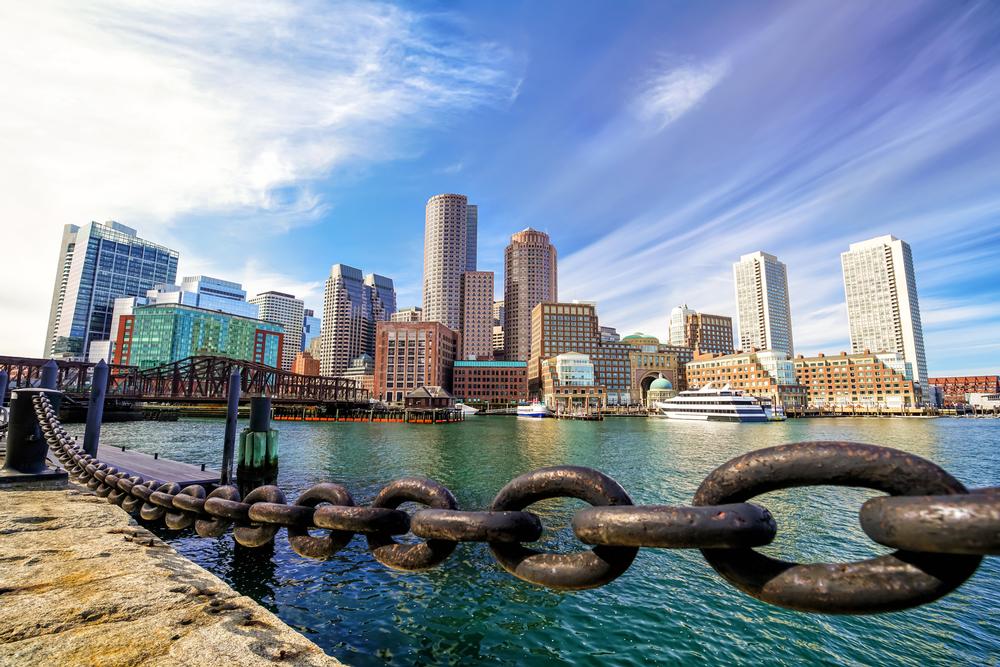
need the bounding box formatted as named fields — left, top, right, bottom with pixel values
left=685, top=349, right=806, bottom=410
left=794, top=351, right=918, bottom=408
left=452, top=360, right=528, bottom=405
left=928, top=376, right=1000, bottom=407
left=292, top=351, right=320, bottom=376
left=374, top=321, right=458, bottom=403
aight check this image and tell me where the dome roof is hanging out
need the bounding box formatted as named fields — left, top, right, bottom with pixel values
left=649, top=376, right=673, bottom=390
left=622, top=332, right=654, bottom=341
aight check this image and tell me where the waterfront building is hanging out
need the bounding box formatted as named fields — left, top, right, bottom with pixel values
left=528, top=302, right=632, bottom=404
left=793, top=351, right=917, bottom=409
left=292, top=350, right=320, bottom=376
left=685, top=349, right=806, bottom=410
left=460, top=271, right=494, bottom=360
left=91, top=275, right=256, bottom=362
left=373, top=321, right=458, bottom=403
left=452, top=360, right=528, bottom=405
left=928, top=376, right=1000, bottom=407
left=645, top=375, right=677, bottom=407
left=422, top=194, right=477, bottom=329
left=404, top=386, right=456, bottom=410
left=733, top=251, right=794, bottom=358
left=113, top=303, right=283, bottom=369
left=342, top=354, right=375, bottom=394
left=968, top=393, right=1000, bottom=410
left=541, top=352, right=605, bottom=411
left=841, top=235, right=928, bottom=391
left=668, top=305, right=694, bottom=346
left=600, top=326, right=620, bottom=342
left=391, top=307, right=423, bottom=323
left=504, top=228, right=557, bottom=361
left=302, top=309, right=320, bottom=351
left=684, top=312, right=734, bottom=355
left=249, top=291, right=305, bottom=371
left=319, top=264, right=396, bottom=376
left=44, top=221, right=179, bottom=359
left=621, top=333, right=683, bottom=401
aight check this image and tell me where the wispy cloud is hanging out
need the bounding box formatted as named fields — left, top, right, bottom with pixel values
left=633, top=58, right=729, bottom=131
left=0, top=0, right=518, bottom=354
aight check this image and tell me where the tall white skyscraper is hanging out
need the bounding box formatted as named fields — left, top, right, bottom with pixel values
left=668, top=304, right=694, bottom=346
left=249, top=291, right=305, bottom=371
left=422, top=193, right=477, bottom=329
left=841, top=235, right=928, bottom=388
left=733, top=251, right=794, bottom=358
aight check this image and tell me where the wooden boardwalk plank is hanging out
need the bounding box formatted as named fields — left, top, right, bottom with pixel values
left=93, top=447, right=220, bottom=487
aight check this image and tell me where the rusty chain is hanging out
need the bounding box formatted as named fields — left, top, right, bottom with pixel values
left=32, top=393, right=1000, bottom=614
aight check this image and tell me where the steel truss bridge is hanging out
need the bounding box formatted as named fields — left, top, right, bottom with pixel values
left=0, top=355, right=367, bottom=405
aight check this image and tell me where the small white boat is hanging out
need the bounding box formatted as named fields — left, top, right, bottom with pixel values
left=455, top=402, right=479, bottom=415
left=653, top=384, right=770, bottom=422
left=516, top=401, right=552, bottom=418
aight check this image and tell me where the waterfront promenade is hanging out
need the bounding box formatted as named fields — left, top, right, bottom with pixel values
left=0, top=479, right=341, bottom=666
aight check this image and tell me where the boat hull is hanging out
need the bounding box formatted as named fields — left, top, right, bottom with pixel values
left=661, top=412, right=768, bottom=423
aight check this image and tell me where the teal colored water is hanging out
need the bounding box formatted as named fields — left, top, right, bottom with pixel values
left=73, top=417, right=1000, bottom=665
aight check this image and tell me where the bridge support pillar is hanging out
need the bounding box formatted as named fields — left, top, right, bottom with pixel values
left=1, top=388, right=68, bottom=486
left=237, top=397, right=278, bottom=496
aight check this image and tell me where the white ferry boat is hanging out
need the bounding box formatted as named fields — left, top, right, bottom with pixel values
left=516, top=401, right=552, bottom=418
left=653, top=384, right=770, bottom=422
left=455, top=402, right=479, bottom=415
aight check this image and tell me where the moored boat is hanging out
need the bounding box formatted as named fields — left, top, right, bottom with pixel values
left=516, top=401, right=552, bottom=418
left=653, top=384, right=770, bottom=422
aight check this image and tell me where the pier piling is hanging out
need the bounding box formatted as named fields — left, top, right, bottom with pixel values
left=39, top=359, right=58, bottom=390
left=221, top=369, right=240, bottom=486
left=82, top=359, right=108, bottom=457
left=1, top=388, right=68, bottom=484
left=237, top=396, right=278, bottom=496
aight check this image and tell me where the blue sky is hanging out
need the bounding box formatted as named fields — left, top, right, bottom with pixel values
left=1, top=0, right=998, bottom=374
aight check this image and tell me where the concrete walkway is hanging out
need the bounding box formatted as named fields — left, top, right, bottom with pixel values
left=0, top=482, right=344, bottom=666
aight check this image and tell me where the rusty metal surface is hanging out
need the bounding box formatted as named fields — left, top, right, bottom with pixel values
left=860, top=489, right=1000, bottom=555
left=31, top=394, right=1000, bottom=614
left=489, top=466, right=638, bottom=590
left=573, top=504, right=776, bottom=548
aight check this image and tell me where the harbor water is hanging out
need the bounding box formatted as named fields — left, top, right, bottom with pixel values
left=71, top=416, right=1000, bottom=666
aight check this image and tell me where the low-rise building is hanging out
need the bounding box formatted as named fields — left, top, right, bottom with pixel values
left=793, top=351, right=918, bottom=409
left=645, top=374, right=677, bottom=407
left=928, top=376, right=1000, bottom=407
left=541, top=352, right=605, bottom=412
left=374, top=321, right=458, bottom=403
left=114, top=303, right=284, bottom=369
left=452, top=360, right=528, bottom=405
left=292, top=350, right=320, bottom=376
left=404, top=386, right=455, bottom=409
left=685, top=349, right=806, bottom=411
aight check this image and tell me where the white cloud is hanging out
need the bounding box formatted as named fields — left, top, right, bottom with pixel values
left=0, top=0, right=516, bottom=356
left=633, top=58, right=729, bottom=131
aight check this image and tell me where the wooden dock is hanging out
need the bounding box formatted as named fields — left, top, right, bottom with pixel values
left=89, top=447, right=220, bottom=487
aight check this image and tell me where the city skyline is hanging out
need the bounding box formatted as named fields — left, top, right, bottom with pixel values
left=2, top=1, right=999, bottom=375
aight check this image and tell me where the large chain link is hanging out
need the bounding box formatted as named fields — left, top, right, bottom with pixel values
left=31, top=393, right=999, bottom=614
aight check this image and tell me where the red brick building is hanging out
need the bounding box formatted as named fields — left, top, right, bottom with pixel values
left=374, top=321, right=459, bottom=403
left=929, top=376, right=1000, bottom=407
left=452, top=360, right=528, bottom=405
left=291, top=351, right=320, bottom=376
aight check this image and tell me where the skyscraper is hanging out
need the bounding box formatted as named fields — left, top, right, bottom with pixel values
left=668, top=305, right=694, bottom=346
left=460, top=271, right=494, bottom=360
left=319, top=264, right=396, bottom=376
left=44, top=221, right=179, bottom=359
left=302, top=308, right=320, bottom=351
left=249, top=291, right=305, bottom=371
left=504, top=228, right=557, bottom=362
left=841, top=235, right=928, bottom=389
left=733, top=251, right=794, bottom=358
left=422, top=193, right=477, bottom=328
